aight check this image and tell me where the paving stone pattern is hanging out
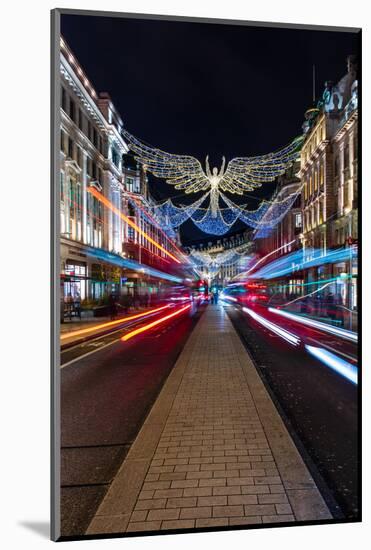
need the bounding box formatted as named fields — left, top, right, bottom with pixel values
left=86, top=306, right=331, bottom=535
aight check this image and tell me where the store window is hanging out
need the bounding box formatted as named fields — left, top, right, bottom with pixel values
left=64, top=261, right=87, bottom=301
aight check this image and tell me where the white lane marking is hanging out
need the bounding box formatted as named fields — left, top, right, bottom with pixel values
left=61, top=311, right=169, bottom=352
left=61, top=310, right=193, bottom=368
left=61, top=337, right=123, bottom=369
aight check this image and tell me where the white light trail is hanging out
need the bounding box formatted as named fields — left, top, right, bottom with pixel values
left=234, top=239, right=298, bottom=280
left=268, top=308, right=357, bottom=343
left=242, top=307, right=301, bottom=346
left=305, top=345, right=358, bottom=385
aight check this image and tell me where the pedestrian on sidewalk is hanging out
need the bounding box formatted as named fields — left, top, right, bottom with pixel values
left=108, top=293, right=118, bottom=320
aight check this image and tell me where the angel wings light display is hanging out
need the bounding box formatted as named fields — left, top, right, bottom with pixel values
left=122, top=129, right=303, bottom=234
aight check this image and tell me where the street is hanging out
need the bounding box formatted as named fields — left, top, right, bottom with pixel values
left=60, top=299, right=358, bottom=537
left=61, top=303, right=205, bottom=536
left=225, top=303, right=358, bottom=519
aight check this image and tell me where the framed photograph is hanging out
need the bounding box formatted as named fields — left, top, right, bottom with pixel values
left=51, top=8, right=361, bottom=541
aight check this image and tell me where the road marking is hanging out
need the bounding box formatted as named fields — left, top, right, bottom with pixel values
left=61, top=337, right=123, bottom=369
left=61, top=310, right=193, bottom=369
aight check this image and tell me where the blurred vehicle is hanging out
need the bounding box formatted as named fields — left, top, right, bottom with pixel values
left=221, top=282, right=268, bottom=306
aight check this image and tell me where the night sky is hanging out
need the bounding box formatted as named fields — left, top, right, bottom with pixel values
left=61, top=13, right=360, bottom=245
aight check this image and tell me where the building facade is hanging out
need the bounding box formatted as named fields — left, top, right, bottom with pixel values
left=252, top=164, right=303, bottom=297
left=299, top=56, right=358, bottom=317
left=249, top=55, right=358, bottom=326
left=186, top=232, right=253, bottom=287
left=59, top=38, right=187, bottom=318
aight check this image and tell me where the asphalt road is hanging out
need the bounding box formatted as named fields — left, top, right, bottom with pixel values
left=60, top=303, right=205, bottom=537
left=225, top=303, right=359, bottom=520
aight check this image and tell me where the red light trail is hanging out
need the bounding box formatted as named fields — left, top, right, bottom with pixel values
left=60, top=304, right=172, bottom=340
left=121, top=304, right=191, bottom=342
left=87, top=187, right=181, bottom=264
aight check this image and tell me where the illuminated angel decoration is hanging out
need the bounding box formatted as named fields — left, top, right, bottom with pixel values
left=123, top=130, right=303, bottom=217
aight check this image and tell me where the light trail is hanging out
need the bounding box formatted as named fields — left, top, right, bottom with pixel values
left=279, top=282, right=331, bottom=308
left=268, top=307, right=357, bottom=342
left=87, top=187, right=181, bottom=264
left=233, top=239, right=298, bottom=280
left=305, top=345, right=358, bottom=385
left=121, top=304, right=191, bottom=342
left=221, top=295, right=238, bottom=302
left=125, top=191, right=191, bottom=264
left=242, top=307, right=301, bottom=346
left=60, top=304, right=172, bottom=341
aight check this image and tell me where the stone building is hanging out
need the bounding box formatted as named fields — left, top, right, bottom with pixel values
left=252, top=163, right=303, bottom=296
left=299, top=55, right=358, bottom=315
left=59, top=38, right=185, bottom=317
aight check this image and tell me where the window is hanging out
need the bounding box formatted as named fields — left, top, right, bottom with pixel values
left=69, top=178, right=75, bottom=218
left=60, top=172, right=65, bottom=203
left=61, top=86, right=67, bottom=112
left=354, top=135, right=358, bottom=161
left=92, top=161, right=97, bottom=180
left=295, top=213, right=302, bottom=228
left=126, top=177, right=134, bottom=192
left=334, top=156, right=339, bottom=178
left=93, top=128, right=98, bottom=148
left=68, top=137, right=74, bottom=159
left=87, top=157, right=92, bottom=177
left=344, top=144, right=349, bottom=170
left=320, top=163, right=324, bottom=186
left=77, top=147, right=82, bottom=168
left=314, top=170, right=318, bottom=191
left=78, top=108, right=83, bottom=131
left=60, top=130, right=65, bottom=153
left=111, top=147, right=119, bottom=167
left=88, top=121, right=92, bottom=141
left=69, top=98, right=76, bottom=122
left=319, top=200, right=324, bottom=224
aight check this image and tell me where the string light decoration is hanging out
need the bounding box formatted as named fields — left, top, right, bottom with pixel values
left=152, top=188, right=302, bottom=236
left=189, top=243, right=251, bottom=268
left=123, top=129, right=303, bottom=197
left=122, top=130, right=304, bottom=236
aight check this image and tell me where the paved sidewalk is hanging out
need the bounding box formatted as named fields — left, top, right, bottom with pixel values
left=86, top=305, right=331, bottom=535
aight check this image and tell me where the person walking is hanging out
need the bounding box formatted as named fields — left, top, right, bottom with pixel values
left=108, top=293, right=117, bottom=320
